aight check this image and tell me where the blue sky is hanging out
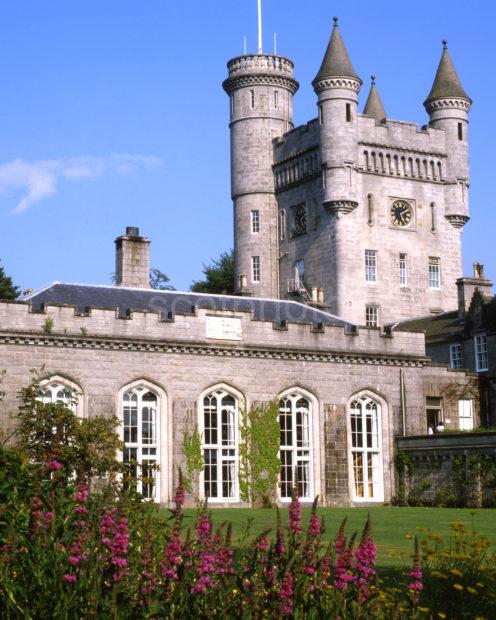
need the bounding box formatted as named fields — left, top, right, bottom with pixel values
left=0, top=0, right=494, bottom=293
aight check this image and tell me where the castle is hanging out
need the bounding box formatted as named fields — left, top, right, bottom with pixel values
left=225, top=18, right=472, bottom=326
left=0, top=19, right=483, bottom=507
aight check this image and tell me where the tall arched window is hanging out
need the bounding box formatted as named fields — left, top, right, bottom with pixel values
left=279, top=393, right=312, bottom=500
left=122, top=386, right=160, bottom=501
left=201, top=389, right=238, bottom=501
left=350, top=396, right=383, bottom=501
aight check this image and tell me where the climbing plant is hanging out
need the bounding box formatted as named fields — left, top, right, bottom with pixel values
left=182, top=428, right=204, bottom=493
left=238, top=400, right=281, bottom=507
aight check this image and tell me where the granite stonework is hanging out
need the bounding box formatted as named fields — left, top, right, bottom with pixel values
left=226, top=22, right=472, bottom=325
left=0, top=294, right=477, bottom=507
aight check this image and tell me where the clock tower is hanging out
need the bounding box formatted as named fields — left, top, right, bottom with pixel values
left=226, top=21, right=471, bottom=325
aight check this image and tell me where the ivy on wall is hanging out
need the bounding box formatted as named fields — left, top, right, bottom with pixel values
left=182, top=428, right=204, bottom=494
left=238, top=401, right=281, bottom=508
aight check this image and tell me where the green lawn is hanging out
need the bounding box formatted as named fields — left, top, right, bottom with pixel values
left=174, top=506, right=496, bottom=568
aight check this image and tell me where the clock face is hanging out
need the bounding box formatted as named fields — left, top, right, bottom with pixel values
left=390, top=200, right=413, bottom=227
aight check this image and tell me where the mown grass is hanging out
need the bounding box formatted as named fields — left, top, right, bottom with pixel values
left=169, top=506, right=496, bottom=569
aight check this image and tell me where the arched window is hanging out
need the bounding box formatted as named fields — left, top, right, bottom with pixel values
left=122, top=386, right=160, bottom=501
left=350, top=396, right=383, bottom=501
left=201, top=388, right=239, bottom=501
left=37, top=376, right=82, bottom=415
left=279, top=393, right=312, bottom=500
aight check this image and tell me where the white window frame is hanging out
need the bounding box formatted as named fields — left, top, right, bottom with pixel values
left=474, top=334, right=488, bottom=371
left=278, top=392, right=314, bottom=502
left=349, top=395, right=384, bottom=502
left=449, top=343, right=463, bottom=369
left=399, top=253, right=407, bottom=287
left=365, top=249, right=377, bottom=283
left=428, top=257, right=441, bottom=289
left=121, top=385, right=161, bottom=503
left=458, top=399, right=474, bottom=431
left=252, top=256, right=260, bottom=283
left=199, top=386, right=241, bottom=503
left=251, top=209, right=260, bottom=234
left=279, top=210, right=286, bottom=242
left=365, top=305, right=379, bottom=327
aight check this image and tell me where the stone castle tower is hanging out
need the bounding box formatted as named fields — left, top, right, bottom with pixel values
left=224, top=19, right=472, bottom=325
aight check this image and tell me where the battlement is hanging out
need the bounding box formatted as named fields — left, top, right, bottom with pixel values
left=359, top=116, right=446, bottom=154
left=226, top=54, right=295, bottom=77
left=0, top=299, right=428, bottom=363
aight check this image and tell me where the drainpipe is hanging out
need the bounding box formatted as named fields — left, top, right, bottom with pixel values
left=400, top=369, right=406, bottom=436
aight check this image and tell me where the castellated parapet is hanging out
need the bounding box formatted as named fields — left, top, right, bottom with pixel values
left=226, top=21, right=472, bottom=326
left=0, top=300, right=427, bottom=361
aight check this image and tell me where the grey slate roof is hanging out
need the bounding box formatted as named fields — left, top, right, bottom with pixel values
left=363, top=77, right=387, bottom=122
left=23, top=283, right=354, bottom=328
left=393, top=310, right=464, bottom=343
left=424, top=43, right=471, bottom=105
left=313, top=18, right=360, bottom=84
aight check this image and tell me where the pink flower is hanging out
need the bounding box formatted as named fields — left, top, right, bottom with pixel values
left=288, top=494, right=302, bottom=534
left=46, top=460, right=62, bottom=470
left=63, top=574, right=77, bottom=583
left=68, top=556, right=80, bottom=565
left=173, top=484, right=185, bottom=507
left=279, top=572, right=294, bottom=615
left=309, top=514, right=321, bottom=537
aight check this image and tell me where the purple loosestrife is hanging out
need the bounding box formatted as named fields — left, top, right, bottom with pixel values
left=408, top=536, right=423, bottom=605
left=162, top=481, right=186, bottom=582
left=334, top=520, right=355, bottom=591
left=279, top=572, right=294, bottom=616
left=100, top=507, right=129, bottom=582
left=190, top=510, right=215, bottom=595
left=64, top=484, right=91, bottom=584
left=353, top=516, right=377, bottom=603
left=288, top=492, right=302, bottom=534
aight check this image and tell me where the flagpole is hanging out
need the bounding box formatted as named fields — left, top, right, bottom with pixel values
left=257, top=0, right=263, bottom=54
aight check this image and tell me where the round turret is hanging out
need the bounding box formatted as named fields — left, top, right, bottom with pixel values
left=312, top=18, right=362, bottom=215
left=424, top=41, right=472, bottom=228
left=223, top=54, right=298, bottom=297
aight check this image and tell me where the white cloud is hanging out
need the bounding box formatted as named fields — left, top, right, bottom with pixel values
left=0, top=153, right=163, bottom=214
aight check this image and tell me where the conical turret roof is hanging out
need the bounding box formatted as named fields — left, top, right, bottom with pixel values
left=313, top=17, right=360, bottom=83
left=424, top=41, right=471, bottom=105
left=363, top=76, right=386, bottom=122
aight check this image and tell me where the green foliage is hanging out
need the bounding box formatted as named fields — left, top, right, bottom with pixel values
left=42, top=317, right=54, bottom=334
left=182, top=428, right=204, bottom=493
left=150, top=268, right=176, bottom=291
left=15, top=375, right=123, bottom=481
left=0, top=262, right=20, bottom=300
left=190, top=249, right=234, bottom=295
left=419, top=521, right=496, bottom=619
left=238, top=401, right=281, bottom=507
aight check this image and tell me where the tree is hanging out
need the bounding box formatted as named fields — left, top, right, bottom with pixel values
left=0, top=262, right=20, bottom=300
left=190, top=249, right=234, bottom=295
left=149, top=268, right=175, bottom=291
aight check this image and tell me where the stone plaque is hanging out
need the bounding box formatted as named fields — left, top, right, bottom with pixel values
left=205, top=316, right=242, bottom=341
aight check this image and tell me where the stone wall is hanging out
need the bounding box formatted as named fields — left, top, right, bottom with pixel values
left=396, top=433, right=496, bottom=507
left=0, top=300, right=477, bottom=507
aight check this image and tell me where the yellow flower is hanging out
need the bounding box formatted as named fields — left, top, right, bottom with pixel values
left=453, top=583, right=464, bottom=591
left=449, top=568, right=463, bottom=577
left=467, top=587, right=477, bottom=595
left=438, top=613, right=446, bottom=619
left=476, top=582, right=484, bottom=588
left=232, top=588, right=238, bottom=595
left=419, top=607, right=430, bottom=613
left=405, top=534, right=413, bottom=540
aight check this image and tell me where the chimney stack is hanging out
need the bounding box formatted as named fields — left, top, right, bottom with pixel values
left=115, top=227, right=150, bottom=288
left=456, top=262, right=493, bottom=317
